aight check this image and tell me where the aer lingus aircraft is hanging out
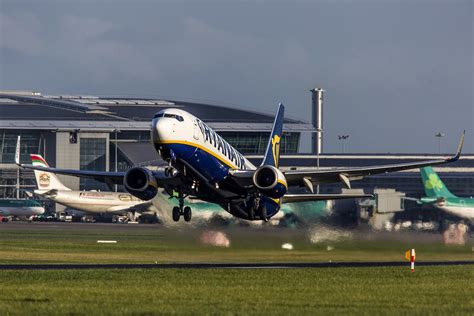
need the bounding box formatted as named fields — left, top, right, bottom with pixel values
left=415, top=166, right=474, bottom=221
left=16, top=104, right=464, bottom=222
left=0, top=199, right=44, bottom=219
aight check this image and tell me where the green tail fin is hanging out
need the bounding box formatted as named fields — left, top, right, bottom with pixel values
left=420, top=167, right=456, bottom=198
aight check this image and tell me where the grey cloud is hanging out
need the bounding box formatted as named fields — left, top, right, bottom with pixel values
left=0, top=12, right=45, bottom=55
left=0, top=1, right=472, bottom=153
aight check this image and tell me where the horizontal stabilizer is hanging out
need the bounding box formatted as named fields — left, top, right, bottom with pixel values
left=282, top=193, right=373, bottom=203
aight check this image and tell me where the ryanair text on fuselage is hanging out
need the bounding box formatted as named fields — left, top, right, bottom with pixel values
left=195, top=118, right=247, bottom=170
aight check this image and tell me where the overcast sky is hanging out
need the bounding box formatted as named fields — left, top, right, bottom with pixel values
left=1, top=0, right=472, bottom=153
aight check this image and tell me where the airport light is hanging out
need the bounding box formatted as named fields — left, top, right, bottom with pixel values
left=113, top=129, right=121, bottom=192
left=435, top=132, right=445, bottom=154
left=338, top=135, right=350, bottom=153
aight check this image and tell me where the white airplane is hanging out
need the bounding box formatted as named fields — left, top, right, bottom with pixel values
left=17, top=103, right=464, bottom=222
left=0, top=198, right=45, bottom=220
left=25, top=154, right=156, bottom=217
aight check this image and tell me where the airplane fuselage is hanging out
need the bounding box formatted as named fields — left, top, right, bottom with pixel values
left=422, top=197, right=474, bottom=220
left=35, top=190, right=145, bottom=214
left=0, top=199, right=44, bottom=217
left=151, top=109, right=282, bottom=220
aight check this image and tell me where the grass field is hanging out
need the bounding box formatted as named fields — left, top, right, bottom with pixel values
left=0, top=267, right=472, bottom=315
left=0, top=222, right=472, bottom=314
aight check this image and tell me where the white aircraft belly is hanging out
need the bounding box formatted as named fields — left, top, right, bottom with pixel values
left=437, top=206, right=474, bottom=220
left=0, top=207, right=44, bottom=217
left=52, top=192, right=143, bottom=214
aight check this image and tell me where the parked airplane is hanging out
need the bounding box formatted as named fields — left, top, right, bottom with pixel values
left=27, top=154, right=156, bottom=217
left=17, top=103, right=464, bottom=222
left=0, top=198, right=44, bottom=220
left=414, top=166, right=474, bottom=221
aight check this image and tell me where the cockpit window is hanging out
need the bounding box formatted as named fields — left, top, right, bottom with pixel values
left=164, top=113, right=184, bottom=121
left=153, top=113, right=184, bottom=121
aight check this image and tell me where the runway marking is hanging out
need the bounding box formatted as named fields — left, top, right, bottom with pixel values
left=0, top=261, right=473, bottom=270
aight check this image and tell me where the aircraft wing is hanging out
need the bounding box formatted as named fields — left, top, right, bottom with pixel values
left=282, top=193, right=373, bottom=203
left=19, top=164, right=126, bottom=185
left=230, top=131, right=464, bottom=191
left=108, top=201, right=156, bottom=213
left=17, top=163, right=183, bottom=189
left=284, top=131, right=464, bottom=191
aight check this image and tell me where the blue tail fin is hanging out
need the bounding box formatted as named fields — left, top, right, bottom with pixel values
left=261, top=103, right=284, bottom=168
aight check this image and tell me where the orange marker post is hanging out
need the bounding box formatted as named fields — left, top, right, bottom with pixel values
left=405, top=249, right=416, bottom=272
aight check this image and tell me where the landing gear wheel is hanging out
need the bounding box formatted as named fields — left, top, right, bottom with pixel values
left=183, top=206, right=192, bottom=222
left=172, top=206, right=181, bottom=222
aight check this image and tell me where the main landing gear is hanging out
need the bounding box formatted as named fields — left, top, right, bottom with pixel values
left=250, top=195, right=268, bottom=222
left=172, top=194, right=192, bottom=222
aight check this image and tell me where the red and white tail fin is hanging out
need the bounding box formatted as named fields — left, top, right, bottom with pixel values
left=30, top=154, right=71, bottom=191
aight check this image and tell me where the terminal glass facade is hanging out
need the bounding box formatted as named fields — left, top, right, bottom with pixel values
left=0, top=130, right=46, bottom=163
left=220, top=132, right=299, bottom=154
left=112, top=130, right=300, bottom=155
left=0, top=169, right=36, bottom=199
left=0, top=130, right=45, bottom=198
left=80, top=138, right=107, bottom=190
left=117, top=131, right=151, bottom=142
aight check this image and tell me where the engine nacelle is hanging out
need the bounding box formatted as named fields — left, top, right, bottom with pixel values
left=123, top=167, right=158, bottom=201
left=253, top=165, right=287, bottom=199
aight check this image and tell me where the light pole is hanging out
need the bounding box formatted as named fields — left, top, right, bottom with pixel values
left=113, top=129, right=120, bottom=192
left=338, top=135, right=350, bottom=153
left=435, top=132, right=445, bottom=154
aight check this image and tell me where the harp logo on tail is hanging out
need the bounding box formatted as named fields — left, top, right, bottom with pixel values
left=271, top=135, right=281, bottom=168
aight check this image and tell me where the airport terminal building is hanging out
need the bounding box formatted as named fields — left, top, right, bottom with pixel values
left=1, top=91, right=473, bottom=203
left=0, top=92, right=311, bottom=197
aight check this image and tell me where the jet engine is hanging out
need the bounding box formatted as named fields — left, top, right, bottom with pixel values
left=252, top=165, right=287, bottom=199
left=123, top=167, right=158, bottom=201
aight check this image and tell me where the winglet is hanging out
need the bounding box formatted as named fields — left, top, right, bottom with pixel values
left=447, top=130, right=465, bottom=162
left=261, top=103, right=285, bottom=168
left=15, top=136, right=21, bottom=166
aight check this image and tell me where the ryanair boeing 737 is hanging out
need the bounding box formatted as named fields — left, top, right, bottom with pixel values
left=16, top=104, right=464, bottom=222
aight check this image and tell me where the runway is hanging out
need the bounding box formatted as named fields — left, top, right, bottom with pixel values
left=0, top=261, right=473, bottom=270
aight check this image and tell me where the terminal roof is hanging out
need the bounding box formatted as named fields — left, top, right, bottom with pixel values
left=0, top=93, right=313, bottom=131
